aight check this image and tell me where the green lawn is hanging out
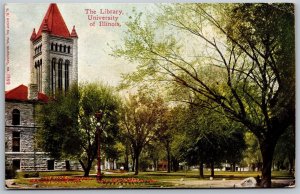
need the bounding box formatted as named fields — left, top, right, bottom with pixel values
left=11, top=170, right=293, bottom=189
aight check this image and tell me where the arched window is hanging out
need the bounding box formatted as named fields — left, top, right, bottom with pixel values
left=51, top=43, right=54, bottom=50
left=51, top=58, right=56, bottom=94
left=12, top=109, right=20, bottom=125
left=64, top=45, right=66, bottom=53
left=67, top=46, right=71, bottom=53
left=58, top=59, right=63, bottom=91
left=55, top=43, right=58, bottom=51
left=35, top=60, right=40, bottom=91
left=65, top=60, right=69, bottom=91
left=59, top=44, right=62, bottom=52
left=36, top=59, right=42, bottom=91
left=40, top=59, right=42, bottom=91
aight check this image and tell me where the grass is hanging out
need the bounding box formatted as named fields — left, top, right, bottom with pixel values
left=11, top=170, right=293, bottom=189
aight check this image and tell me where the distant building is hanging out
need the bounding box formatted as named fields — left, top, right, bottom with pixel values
left=5, top=3, right=79, bottom=172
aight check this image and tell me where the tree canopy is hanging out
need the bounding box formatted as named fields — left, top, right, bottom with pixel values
left=113, top=3, right=295, bottom=187
left=37, top=83, right=121, bottom=176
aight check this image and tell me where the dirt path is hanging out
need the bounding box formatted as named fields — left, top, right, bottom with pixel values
left=162, top=179, right=295, bottom=188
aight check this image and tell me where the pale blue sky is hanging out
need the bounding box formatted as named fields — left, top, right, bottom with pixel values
left=5, top=3, right=154, bottom=90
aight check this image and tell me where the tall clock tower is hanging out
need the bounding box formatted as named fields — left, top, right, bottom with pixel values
left=30, top=3, right=78, bottom=96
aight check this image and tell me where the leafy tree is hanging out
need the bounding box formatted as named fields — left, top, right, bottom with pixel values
left=180, top=106, right=246, bottom=178
left=119, top=91, right=167, bottom=175
left=36, top=84, right=80, bottom=159
left=113, top=3, right=294, bottom=187
left=37, top=83, right=120, bottom=176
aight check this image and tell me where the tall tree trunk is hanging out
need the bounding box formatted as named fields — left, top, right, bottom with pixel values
left=210, top=162, right=214, bottom=177
left=199, top=161, right=204, bottom=178
left=131, top=155, right=135, bottom=172
left=124, top=150, right=129, bottom=171
left=260, top=138, right=277, bottom=188
left=152, top=160, right=157, bottom=171
left=134, top=151, right=140, bottom=175
left=79, top=159, right=92, bottom=177
left=232, top=162, right=236, bottom=172
left=167, top=143, right=171, bottom=173
left=172, top=158, right=179, bottom=172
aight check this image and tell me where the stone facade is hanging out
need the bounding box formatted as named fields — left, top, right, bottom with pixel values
left=5, top=101, right=82, bottom=172
left=31, top=31, right=78, bottom=95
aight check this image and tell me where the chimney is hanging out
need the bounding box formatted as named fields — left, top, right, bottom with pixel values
left=28, top=84, right=38, bottom=100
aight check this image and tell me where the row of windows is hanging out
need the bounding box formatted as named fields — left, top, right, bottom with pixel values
left=34, top=44, right=42, bottom=55
left=34, top=43, right=72, bottom=55
left=51, top=43, right=71, bottom=54
left=51, top=58, right=70, bottom=94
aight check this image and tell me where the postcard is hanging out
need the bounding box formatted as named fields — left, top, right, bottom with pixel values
left=4, top=3, right=295, bottom=189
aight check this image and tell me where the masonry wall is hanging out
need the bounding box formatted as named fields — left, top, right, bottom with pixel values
left=5, top=101, right=82, bottom=172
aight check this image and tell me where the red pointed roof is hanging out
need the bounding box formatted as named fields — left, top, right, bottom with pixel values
left=34, top=3, right=71, bottom=40
left=5, top=84, right=48, bottom=102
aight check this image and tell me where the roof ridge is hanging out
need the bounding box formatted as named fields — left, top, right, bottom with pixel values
left=5, top=84, right=48, bottom=102
left=5, top=84, right=26, bottom=94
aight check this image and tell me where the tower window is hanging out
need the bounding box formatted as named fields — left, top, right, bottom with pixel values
left=39, top=59, right=42, bottom=91
left=35, top=61, right=39, bottom=91
left=58, top=59, right=63, bottom=91
left=12, top=109, right=20, bottom=125
left=59, top=44, right=62, bottom=52
left=64, top=45, right=66, bottom=53
left=51, top=43, right=54, bottom=50
left=36, top=59, right=42, bottom=92
left=51, top=58, right=56, bottom=95
left=12, top=131, right=20, bottom=152
left=67, top=46, right=71, bottom=53
left=65, top=60, right=69, bottom=91
left=55, top=43, right=58, bottom=51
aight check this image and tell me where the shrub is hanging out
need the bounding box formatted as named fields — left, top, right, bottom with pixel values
left=23, top=172, right=40, bottom=178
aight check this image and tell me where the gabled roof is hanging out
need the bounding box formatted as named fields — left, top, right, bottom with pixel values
left=5, top=84, right=48, bottom=102
left=34, top=3, right=71, bottom=40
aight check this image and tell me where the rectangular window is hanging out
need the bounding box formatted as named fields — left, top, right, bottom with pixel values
left=13, top=159, right=20, bottom=170
left=47, top=160, right=55, bottom=170
left=12, top=132, right=20, bottom=152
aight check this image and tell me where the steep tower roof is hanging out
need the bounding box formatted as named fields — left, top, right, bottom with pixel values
left=34, top=3, right=71, bottom=40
